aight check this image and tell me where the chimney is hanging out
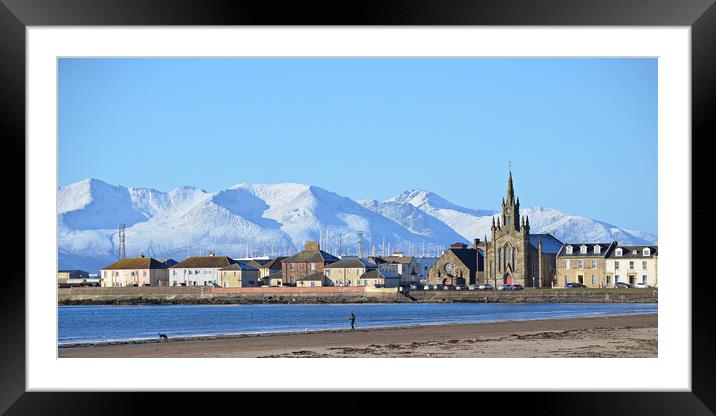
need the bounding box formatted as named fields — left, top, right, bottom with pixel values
left=208, top=251, right=215, bottom=257
left=305, top=241, right=320, bottom=251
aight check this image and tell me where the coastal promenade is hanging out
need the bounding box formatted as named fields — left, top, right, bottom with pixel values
left=58, top=286, right=658, bottom=305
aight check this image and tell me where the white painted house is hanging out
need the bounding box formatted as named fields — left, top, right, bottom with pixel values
left=605, top=245, right=658, bottom=287
left=168, top=254, right=236, bottom=286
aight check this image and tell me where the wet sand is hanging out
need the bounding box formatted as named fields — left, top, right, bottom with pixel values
left=58, top=313, right=657, bottom=358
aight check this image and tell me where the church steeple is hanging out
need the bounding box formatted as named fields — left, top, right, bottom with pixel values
left=507, top=170, right=515, bottom=204
left=501, top=169, right=520, bottom=231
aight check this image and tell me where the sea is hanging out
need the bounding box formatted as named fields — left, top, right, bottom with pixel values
left=57, top=302, right=658, bottom=345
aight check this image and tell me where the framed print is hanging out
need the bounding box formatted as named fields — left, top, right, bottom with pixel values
left=3, top=0, right=715, bottom=414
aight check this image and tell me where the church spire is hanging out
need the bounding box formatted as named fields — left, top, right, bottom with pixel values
left=507, top=170, right=515, bottom=203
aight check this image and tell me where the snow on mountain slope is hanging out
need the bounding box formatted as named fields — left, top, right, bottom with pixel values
left=58, top=180, right=459, bottom=271
left=369, top=190, right=657, bottom=246
left=58, top=178, right=153, bottom=230
left=358, top=197, right=468, bottom=243
left=57, top=179, right=657, bottom=272
left=384, top=189, right=497, bottom=240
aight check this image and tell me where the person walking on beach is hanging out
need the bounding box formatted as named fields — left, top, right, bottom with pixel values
left=348, top=312, right=356, bottom=331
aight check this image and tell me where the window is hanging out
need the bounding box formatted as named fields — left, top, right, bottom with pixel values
left=565, top=260, right=571, bottom=269
left=643, top=248, right=651, bottom=256
left=615, top=261, right=620, bottom=270
left=565, top=245, right=573, bottom=254
left=629, top=261, right=634, bottom=270
left=580, top=245, right=587, bottom=254
left=606, top=276, right=612, bottom=285
left=578, top=260, right=584, bottom=269
left=615, top=274, right=620, bottom=283
left=642, top=275, right=648, bottom=284
left=565, top=276, right=571, bottom=283
left=616, top=248, right=623, bottom=256
left=592, top=275, right=596, bottom=285
left=594, top=245, right=601, bottom=254
left=591, top=260, right=597, bottom=269
left=310, top=263, right=316, bottom=271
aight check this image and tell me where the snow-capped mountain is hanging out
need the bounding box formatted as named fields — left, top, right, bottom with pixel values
left=57, top=179, right=657, bottom=272
left=361, top=190, right=657, bottom=247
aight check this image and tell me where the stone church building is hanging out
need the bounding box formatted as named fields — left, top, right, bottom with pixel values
left=475, top=171, right=562, bottom=287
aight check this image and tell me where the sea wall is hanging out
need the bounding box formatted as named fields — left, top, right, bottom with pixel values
left=57, top=287, right=657, bottom=305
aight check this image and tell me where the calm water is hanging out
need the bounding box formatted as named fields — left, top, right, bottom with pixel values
left=58, top=303, right=657, bottom=345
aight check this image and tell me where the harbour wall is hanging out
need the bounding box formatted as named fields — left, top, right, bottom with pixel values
left=58, top=287, right=658, bottom=305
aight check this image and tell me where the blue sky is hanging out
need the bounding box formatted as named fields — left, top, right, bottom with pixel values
left=58, top=58, right=657, bottom=234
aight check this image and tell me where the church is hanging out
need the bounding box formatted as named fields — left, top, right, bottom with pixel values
left=475, top=171, right=562, bottom=288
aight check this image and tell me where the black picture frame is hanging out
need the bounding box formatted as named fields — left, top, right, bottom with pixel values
left=2, top=0, right=714, bottom=413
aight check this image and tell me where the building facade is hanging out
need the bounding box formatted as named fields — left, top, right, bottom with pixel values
left=100, top=257, right=169, bottom=287
left=258, top=257, right=286, bottom=280
left=324, top=257, right=376, bottom=286
left=168, top=254, right=236, bottom=286
left=605, top=245, right=658, bottom=287
left=556, top=242, right=617, bottom=288
left=427, top=242, right=483, bottom=286
left=282, top=241, right=339, bottom=285
left=219, top=262, right=260, bottom=287
left=475, top=171, right=562, bottom=287
left=358, top=269, right=401, bottom=288
left=296, top=272, right=327, bottom=287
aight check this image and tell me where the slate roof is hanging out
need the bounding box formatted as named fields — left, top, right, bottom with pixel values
left=529, top=234, right=563, bottom=254
left=360, top=269, right=401, bottom=280
left=266, top=271, right=283, bottom=280
left=380, top=255, right=416, bottom=264
left=558, top=242, right=616, bottom=257
left=284, top=249, right=339, bottom=264
left=366, top=256, right=388, bottom=265
left=261, top=257, right=287, bottom=270
left=101, top=257, right=169, bottom=270
left=325, top=258, right=377, bottom=269
left=219, top=262, right=258, bottom=271
left=238, top=259, right=261, bottom=269
left=296, top=272, right=326, bottom=282
left=609, top=245, right=658, bottom=258
left=170, top=256, right=235, bottom=269
left=448, top=248, right=479, bottom=272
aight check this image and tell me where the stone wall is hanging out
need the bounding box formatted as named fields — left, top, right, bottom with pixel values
left=57, top=286, right=657, bottom=304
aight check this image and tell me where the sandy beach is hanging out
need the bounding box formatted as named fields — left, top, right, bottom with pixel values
left=59, top=313, right=657, bottom=358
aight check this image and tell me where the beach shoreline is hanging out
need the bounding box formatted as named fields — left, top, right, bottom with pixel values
left=59, top=313, right=657, bottom=358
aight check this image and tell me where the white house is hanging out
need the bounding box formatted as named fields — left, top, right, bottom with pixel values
left=605, top=245, right=658, bottom=287
left=168, top=254, right=236, bottom=286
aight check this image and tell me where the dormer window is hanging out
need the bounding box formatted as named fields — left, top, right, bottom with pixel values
left=580, top=245, right=587, bottom=254
left=594, top=245, right=601, bottom=254
left=615, top=248, right=623, bottom=257
left=632, top=250, right=638, bottom=255
left=565, top=245, right=573, bottom=254
left=643, top=248, right=651, bottom=256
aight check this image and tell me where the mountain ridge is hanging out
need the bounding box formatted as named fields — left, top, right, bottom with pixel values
left=58, top=178, right=657, bottom=272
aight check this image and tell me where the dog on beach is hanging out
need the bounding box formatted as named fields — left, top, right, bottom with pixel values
left=159, top=333, right=168, bottom=340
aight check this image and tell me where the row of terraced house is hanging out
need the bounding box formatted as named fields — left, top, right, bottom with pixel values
left=95, top=241, right=430, bottom=288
